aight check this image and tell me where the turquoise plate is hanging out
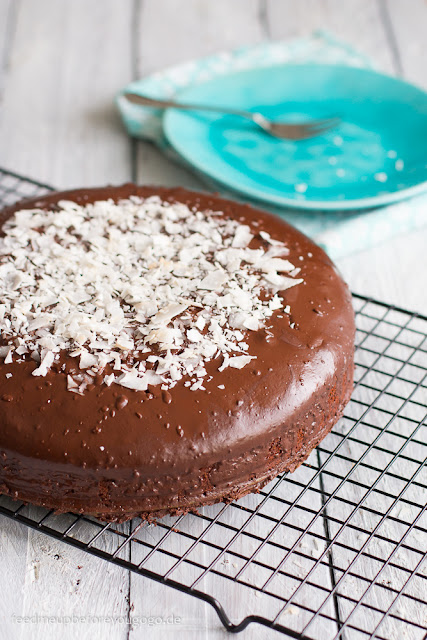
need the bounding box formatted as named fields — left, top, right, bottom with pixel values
left=163, top=64, right=427, bottom=210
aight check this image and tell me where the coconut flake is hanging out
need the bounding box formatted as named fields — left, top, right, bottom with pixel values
left=228, top=355, right=256, bottom=369
left=0, top=196, right=304, bottom=390
left=32, top=351, right=54, bottom=377
left=232, top=225, right=253, bottom=248
left=79, top=351, right=99, bottom=369
left=199, top=270, right=227, bottom=291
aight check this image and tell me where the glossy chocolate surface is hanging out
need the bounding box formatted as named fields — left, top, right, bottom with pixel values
left=0, top=186, right=355, bottom=520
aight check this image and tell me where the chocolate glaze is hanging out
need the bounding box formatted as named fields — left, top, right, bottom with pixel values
left=0, top=186, right=355, bottom=522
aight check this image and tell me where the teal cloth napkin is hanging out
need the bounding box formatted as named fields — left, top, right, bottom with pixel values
left=116, top=31, right=427, bottom=259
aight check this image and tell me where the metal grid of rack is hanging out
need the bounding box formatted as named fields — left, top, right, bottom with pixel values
left=0, top=168, right=426, bottom=639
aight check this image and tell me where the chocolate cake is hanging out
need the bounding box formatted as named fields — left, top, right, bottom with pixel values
left=0, top=185, right=355, bottom=522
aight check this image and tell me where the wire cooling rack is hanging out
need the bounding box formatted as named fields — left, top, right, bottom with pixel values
left=0, top=167, right=426, bottom=640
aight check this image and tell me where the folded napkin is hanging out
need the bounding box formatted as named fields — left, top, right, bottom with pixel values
left=116, top=31, right=427, bottom=259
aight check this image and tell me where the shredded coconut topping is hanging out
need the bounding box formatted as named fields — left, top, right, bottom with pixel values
left=0, top=196, right=303, bottom=392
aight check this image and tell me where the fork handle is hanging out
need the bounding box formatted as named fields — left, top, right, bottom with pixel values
left=123, top=92, right=258, bottom=121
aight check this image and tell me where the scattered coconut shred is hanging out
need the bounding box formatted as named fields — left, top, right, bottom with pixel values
left=0, top=196, right=303, bottom=394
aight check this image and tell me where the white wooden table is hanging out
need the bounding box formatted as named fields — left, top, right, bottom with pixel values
left=0, top=2, right=426, bottom=639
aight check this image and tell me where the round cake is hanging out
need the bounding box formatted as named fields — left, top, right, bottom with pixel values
left=0, top=185, right=355, bottom=522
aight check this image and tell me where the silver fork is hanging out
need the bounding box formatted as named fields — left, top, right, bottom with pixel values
left=124, top=92, right=340, bottom=141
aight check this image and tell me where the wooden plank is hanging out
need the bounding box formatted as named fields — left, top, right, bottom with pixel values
left=134, top=0, right=265, bottom=189
left=265, top=5, right=427, bottom=639
left=0, top=509, right=132, bottom=640
left=265, top=0, right=396, bottom=72
left=131, top=3, right=274, bottom=636
left=317, top=326, right=427, bottom=640
left=0, top=0, right=133, bottom=188
left=0, top=6, right=32, bottom=637
left=382, top=0, right=427, bottom=88
left=135, top=143, right=204, bottom=190
left=130, top=4, right=337, bottom=638
left=18, top=517, right=131, bottom=640
left=0, top=2, right=133, bottom=638
left=134, top=0, right=265, bottom=75
left=265, top=6, right=427, bottom=637
left=337, top=230, right=427, bottom=317
left=329, top=0, right=427, bottom=317
left=0, top=0, right=14, bottom=90
left=264, top=0, right=427, bottom=315
left=0, top=517, right=29, bottom=637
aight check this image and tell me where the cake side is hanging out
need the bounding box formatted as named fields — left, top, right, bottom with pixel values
left=0, top=362, right=353, bottom=522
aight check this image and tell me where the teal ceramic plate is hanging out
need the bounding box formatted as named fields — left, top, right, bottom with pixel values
left=163, top=64, right=427, bottom=210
